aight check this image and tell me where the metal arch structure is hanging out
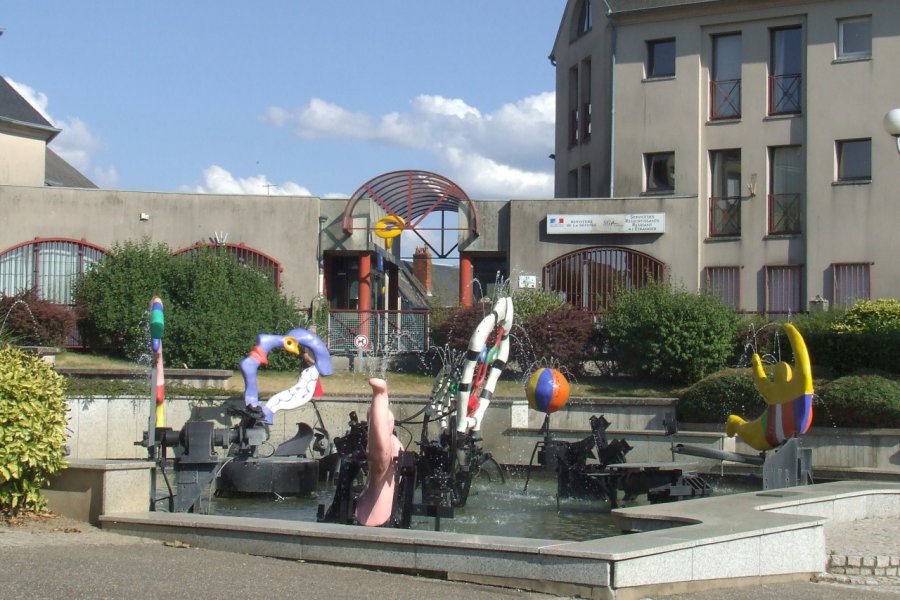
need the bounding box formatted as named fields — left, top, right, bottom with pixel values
left=340, top=170, right=479, bottom=259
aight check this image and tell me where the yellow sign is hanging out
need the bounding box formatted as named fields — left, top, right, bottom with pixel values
left=374, top=215, right=405, bottom=249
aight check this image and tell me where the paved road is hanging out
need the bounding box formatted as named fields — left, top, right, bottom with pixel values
left=2, top=515, right=898, bottom=599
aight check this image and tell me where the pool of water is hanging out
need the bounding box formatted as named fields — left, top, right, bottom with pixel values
left=162, top=471, right=758, bottom=541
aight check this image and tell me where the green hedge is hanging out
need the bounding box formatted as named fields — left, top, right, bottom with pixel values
left=607, top=281, right=740, bottom=385
left=678, top=368, right=900, bottom=429
left=816, top=372, right=900, bottom=428
left=74, top=239, right=304, bottom=370
left=676, top=369, right=765, bottom=425
left=799, top=331, right=900, bottom=377
left=0, top=346, right=68, bottom=514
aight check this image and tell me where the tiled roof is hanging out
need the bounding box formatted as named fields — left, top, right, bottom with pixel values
left=0, top=76, right=58, bottom=139
left=45, top=147, right=97, bottom=188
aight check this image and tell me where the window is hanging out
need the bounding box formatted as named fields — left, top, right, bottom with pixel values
left=579, top=164, right=592, bottom=198
left=711, top=33, right=742, bottom=119
left=647, top=39, right=676, bottom=78
left=580, top=58, right=592, bottom=142
left=567, top=168, right=578, bottom=197
left=769, top=146, right=803, bottom=234
left=832, top=263, right=871, bottom=307
left=703, top=266, right=740, bottom=309
left=568, top=66, right=578, bottom=146
left=836, top=138, right=871, bottom=181
left=709, top=149, right=741, bottom=237
left=572, top=0, right=592, bottom=40
left=0, top=238, right=108, bottom=305
left=770, top=27, right=802, bottom=115
left=838, top=16, right=872, bottom=58
left=765, top=265, right=803, bottom=314
left=645, top=152, right=675, bottom=192
left=568, top=60, right=591, bottom=147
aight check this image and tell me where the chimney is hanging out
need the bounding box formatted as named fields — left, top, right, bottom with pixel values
left=412, top=246, right=433, bottom=296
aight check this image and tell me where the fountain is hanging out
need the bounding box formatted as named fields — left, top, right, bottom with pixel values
left=673, top=322, right=815, bottom=489
left=140, top=295, right=337, bottom=512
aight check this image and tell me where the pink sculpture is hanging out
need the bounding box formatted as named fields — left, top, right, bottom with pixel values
left=355, top=378, right=402, bottom=526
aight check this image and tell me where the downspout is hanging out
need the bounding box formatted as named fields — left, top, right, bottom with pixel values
left=603, top=0, right=617, bottom=197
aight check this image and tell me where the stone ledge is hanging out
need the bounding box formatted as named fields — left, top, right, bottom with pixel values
left=57, top=367, right=232, bottom=389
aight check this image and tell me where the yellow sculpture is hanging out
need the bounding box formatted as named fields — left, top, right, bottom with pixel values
left=725, top=323, right=814, bottom=451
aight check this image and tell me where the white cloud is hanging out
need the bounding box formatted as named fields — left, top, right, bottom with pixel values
left=92, top=165, right=119, bottom=188
left=263, top=91, right=556, bottom=199
left=189, top=165, right=313, bottom=196
left=6, top=78, right=115, bottom=186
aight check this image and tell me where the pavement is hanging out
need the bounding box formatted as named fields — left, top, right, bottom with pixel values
left=1, top=513, right=898, bottom=599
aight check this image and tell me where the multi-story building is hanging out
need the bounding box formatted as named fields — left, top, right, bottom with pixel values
left=550, top=0, right=900, bottom=312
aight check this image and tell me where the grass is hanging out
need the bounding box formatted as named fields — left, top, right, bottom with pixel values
left=55, top=349, right=679, bottom=399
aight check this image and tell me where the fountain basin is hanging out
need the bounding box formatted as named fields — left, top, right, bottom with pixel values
left=98, top=481, right=900, bottom=598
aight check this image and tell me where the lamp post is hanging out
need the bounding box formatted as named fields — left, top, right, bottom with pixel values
left=885, top=108, right=900, bottom=154
left=317, top=216, right=327, bottom=297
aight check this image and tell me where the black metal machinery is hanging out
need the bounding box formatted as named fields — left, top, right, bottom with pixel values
left=142, top=406, right=335, bottom=513
left=524, top=414, right=711, bottom=509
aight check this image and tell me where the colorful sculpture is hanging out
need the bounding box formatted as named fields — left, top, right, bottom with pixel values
left=149, top=296, right=166, bottom=427
left=355, top=378, right=403, bottom=526
left=455, top=297, right=514, bottom=435
left=726, top=323, right=814, bottom=451
left=239, top=327, right=333, bottom=424
left=526, top=367, right=570, bottom=415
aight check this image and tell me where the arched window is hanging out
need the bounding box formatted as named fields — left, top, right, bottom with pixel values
left=543, top=246, right=665, bottom=312
left=0, top=238, right=109, bottom=304
left=172, top=243, right=282, bottom=288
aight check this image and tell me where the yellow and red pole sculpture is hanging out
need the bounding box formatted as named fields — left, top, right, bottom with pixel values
left=149, top=296, right=165, bottom=428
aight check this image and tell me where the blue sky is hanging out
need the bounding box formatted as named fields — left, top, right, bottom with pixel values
left=2, top=1, right=563, bottom=199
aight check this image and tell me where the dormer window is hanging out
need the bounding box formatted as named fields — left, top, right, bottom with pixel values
left=571, top=0, right=592, bottom=41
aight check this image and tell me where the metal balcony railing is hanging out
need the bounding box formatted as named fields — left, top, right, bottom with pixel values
left=710, top=78, right=741, bottom=120
left=709, top=196, right=742, bottom=237
left=326, top=309, right=430, bottom=355
left=768, top=193, right=802, bottom=235
left=768, top=73, right=802, bottom=115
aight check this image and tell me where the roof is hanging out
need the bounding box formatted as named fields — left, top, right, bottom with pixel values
left=605, top=0, right=720, bottom=12
left=45, top=147, right=98, bottom=188
left=0, top=76, right=60, bottom=141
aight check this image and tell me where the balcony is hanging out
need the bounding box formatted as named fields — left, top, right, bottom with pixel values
left=769, top=73, right=802, bottom=115
left=710, top=78, right=741, bottom=120
left=709, top=196, right=741, bottom=237
left=768, top=192, right=802, bottom=234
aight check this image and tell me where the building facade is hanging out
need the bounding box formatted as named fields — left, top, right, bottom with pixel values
left=3, top=0, right=900, bottom=350
left=550, top=0, right=900, bottom=312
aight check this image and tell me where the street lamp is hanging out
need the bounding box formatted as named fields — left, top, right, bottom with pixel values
left=884, top=108, right=900, bottom=154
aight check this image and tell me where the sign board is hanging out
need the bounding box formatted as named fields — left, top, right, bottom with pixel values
left=353, top=334, right=369, bottom=349
left=546, top=213, right=666, bottom=235
left=518, top=275, right=537, bottom=289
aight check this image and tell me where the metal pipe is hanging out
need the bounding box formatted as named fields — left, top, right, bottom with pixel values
left=673, top=443, right=765, bottom=466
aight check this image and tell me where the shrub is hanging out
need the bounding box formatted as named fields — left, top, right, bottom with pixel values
left=511, top=307, right=595, bottom=375
left=0, top=289, right=76, bottom=347
left=510, top=288, right=566, bottom=322
left=607, top=281, right=740, bottom=384
left=0, top=346, right=68, bottom=514
left=816, top=372, right=900, bottom=428
left=74, top=240, right=303, bottom=370
left=676, top=368, right=765, bottom=424
left=831, top=298, right=900, bottom=334
left=74, top=238, right=170, bottom=358
left=799, top=330, right=900, bottom=377
left=164, top=247, right=302, bottom=370
left=433, top=301, right=495, bottom=351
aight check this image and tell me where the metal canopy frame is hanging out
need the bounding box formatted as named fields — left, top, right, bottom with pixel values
left=340, top=170, right=479, bottom=259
